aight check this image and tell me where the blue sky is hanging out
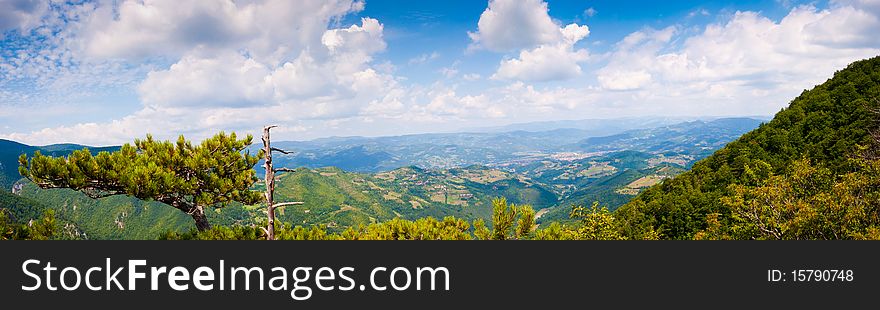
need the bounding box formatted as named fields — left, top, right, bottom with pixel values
left=1, top=0, right=878, bottom=145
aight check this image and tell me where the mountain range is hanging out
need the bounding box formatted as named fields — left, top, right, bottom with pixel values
left=0, top=116, right=763, bottom=238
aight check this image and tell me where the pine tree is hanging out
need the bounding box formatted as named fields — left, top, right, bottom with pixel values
left=485, top=197, right=535, bottom=240
left=18, top=132, right=263, bottom=231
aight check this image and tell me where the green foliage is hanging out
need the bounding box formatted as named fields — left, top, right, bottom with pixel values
left=488, top=197, right=534, bottom=240
left=618, top=55, right=880, bottom=239
left=490, top=197, right=517, bottom=240
left=264, top=166, right=556, bottom=232
left=0, top=139, right=119, bottom=191
left=534, top=202, right=632, bottom=240
left=161, top=225, right=269, bottom=240
left=516, top=205, right=535, bottom=239
left=1, top=190, right=86, bottom=240
left=698, top=158, right=880, bottom=240
left=534, top=222, right=578, bottom=240
left=342, top=216, right=471, bottom=240
left=28, top=209, right=57, bottom=240
left=19, top=132, right=263, bottom=231
left=162, top=216, right=471, bottom=240
left=0, top=208, right=62, bottom=240
left=472, top=218, right=490, bottom=240
left=12, top=182, right=195, bottom=239
left=569, top=202, right=627, bottom=240
left=0, top=209, right=22, bottom=239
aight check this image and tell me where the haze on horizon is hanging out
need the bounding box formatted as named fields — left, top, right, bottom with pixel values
left=1, top=0, right=879, bottom=146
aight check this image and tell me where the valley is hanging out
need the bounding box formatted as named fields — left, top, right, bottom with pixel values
left=0, top=117, right=763, bottom=239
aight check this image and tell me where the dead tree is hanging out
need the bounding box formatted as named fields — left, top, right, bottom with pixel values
left=262, top=125, right=303, bottom=240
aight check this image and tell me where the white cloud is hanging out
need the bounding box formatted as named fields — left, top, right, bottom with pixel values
left=688, top=9, right=710, bottom=18
left=597, top=26, right=675, bottom=90
left=321, top=17, right=386, bottom=56
left=597, top=70, right=653, bottom=91
left=493, top=42, right=589, bottom=82
left=5, top=0, right=880, bottom=145
left=584, top=7, right=597, bottom=18
left=138, top=16, right=386, bottom=108
left=2, top=1, right=395, bottom=144
left=80, top=0, right=366, bottom=63
left=0, top=0, right=48, bottom=35
left=468, top=0, right=562, bottom=52
left=471, top=0, right=593, bottom=82
left=138, top=53, right=272, bottom=108
left=596, top=3, right=880, bottom=113
left=833, top=0, right=880, bottom=14
left=804, top=5, right=880, bottom=48
left=408, top=52, right=440, bottom=65
left=462, top=73, right=482, bottom=81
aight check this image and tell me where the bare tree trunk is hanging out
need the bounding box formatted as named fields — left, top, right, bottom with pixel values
left=263, top=126, right=276, bottom=240
left=166, top=199, right=212, bottom=232
left=191, top=207, right=211, bottom=232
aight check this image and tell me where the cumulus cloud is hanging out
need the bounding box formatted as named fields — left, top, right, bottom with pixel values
left=138, top=53, right=272, bottom=108
left=470, top=0, right=592, bottom=82
left=597, top=26, right=675, bottom=90
left=493, top=23, right=590, bottom=82
left=598, top=4, right=880, bottom=94
left=833, top=0, right=880, bottom=14
left=80, top=0, right=365, bottom=63
left=2, top=1, right=395, bottom=144
left=804, top=5, right=880, bottom=48
left=138, top=15, right=387, bottom=108
left=468, top=0, right=562, bottom=52
left=322, top=17, right=386, bottom=55
left=593, top=3, right=880, bottom=119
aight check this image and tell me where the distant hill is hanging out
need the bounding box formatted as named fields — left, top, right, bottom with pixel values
left=465, top=116, right=703, bottom=133
left=0, top=115, right=765, bottom=238
left=575, top=117, right=765, bottom=160
left=259, top=118, right=763, bottom=174
left=267, top=165, right=558, bottom=230
left=262, top=129, right=593, bottom=173
left=618, top=55, right=880, bottom=239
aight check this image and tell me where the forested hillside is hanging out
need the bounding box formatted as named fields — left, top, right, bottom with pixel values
left=1, top=117, right=758, bottom=239
left=617, top=56, right=880, bottom=240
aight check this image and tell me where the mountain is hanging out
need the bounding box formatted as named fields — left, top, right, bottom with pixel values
left=264, top=165, right=558, bottom=230
left=520, top=151, right=688, bottom=223
left=0, top=189, right=88, bottom=239
left=263, top=129, right=594, bottom=172
left=0, top=115, right=764, bottom=239
left=259, top=117, right=764, bottom=174
left=617, top=55, right=880, bottom=240
left=465, top=116, right=705, bottom=133
left=576, top=118, right=765, bottom=157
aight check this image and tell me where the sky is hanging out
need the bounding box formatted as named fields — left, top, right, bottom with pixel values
left=1, top=0, right=879, bottom=146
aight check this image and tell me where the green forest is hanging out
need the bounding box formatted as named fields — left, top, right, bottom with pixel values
left=3, top=55, right=880, bottom=240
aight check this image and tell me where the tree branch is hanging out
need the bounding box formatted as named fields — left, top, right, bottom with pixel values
left=273, top=167, right=296, bottom=173
left=270, top=147, right=292, bottom=154
left=273, top=202, right=304, bottom=208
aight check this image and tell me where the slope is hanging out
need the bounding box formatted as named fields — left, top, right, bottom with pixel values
left=617, top=56, right=880, bottom=239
